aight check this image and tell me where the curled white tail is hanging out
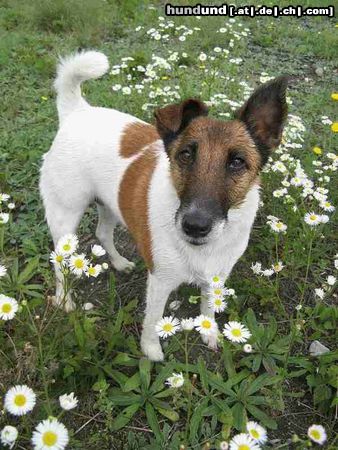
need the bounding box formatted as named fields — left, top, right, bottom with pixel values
left=54, top=51, right=109, bottom=124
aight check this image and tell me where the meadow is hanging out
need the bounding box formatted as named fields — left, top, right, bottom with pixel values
left=0, top=0, right=337, bottom=448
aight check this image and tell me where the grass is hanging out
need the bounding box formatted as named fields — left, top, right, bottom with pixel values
left=0, top=0, right=337, bottom=448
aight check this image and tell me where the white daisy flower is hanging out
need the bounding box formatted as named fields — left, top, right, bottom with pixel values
left=122, top=87, right=131, bottom=95
left=199, top=52, right=207, bottom=61
left=246, top=421, right=267, bottom=444
left=91, top=244, right=106, bottom=257
left=270, top=220, right=287, bottom=233
left=307, top=424, right=327, bottom=445
left=1, top=425, right=18, bottom=448
left=32, top=418, right=69, bottom=450
left=315, top=288, right=325, bottom=299
left=319, top=214, right=329, bottom=224
left=194, top=315, right=218, bottom=336
left=243, top=344, right=252, bottom=353
left=273, top=261, right=284, bottom=273
left=0, top=213, right=9, bottom=224
left=320, top=201, right=335, bottom=212
left=155, top=316, right=180, bottom=338
left=7, top=203, right=15, bottom=210
left=209, top=297, right=227, bottom=313
left=251, top=262, right=262, bottom=275
left=0, top=193, right=10, bottom=203
left=83, top=302, right=94, bottom=311
left=50, top=251, right=66, bottom=267
left=0, top=295, right=19, bottom=321
left=85, top=264, right=102, bottom=278
left=219, top=441, right=229, bottom=450
left=181, top=317, right=195, bottom=331
left=69, top=254, right=89, bottom=276
left=210, top=275, right=224, bottom=287
left=229, top=433, right=260, bottom=450
left=335, top=259, right=338, bottom=270
left=59, top=392, right=78, bottom=410
left=209, top=287, right=226, bottom=298
left=102, top=262, right=109, bottom=270
left=223, top=321, right=251, bottom=343
left=327, top=275, right=336, bottom=286
left=4, top=385, right=36, bottom=416
left=290, top=176, right=304, bottom=187
left=0, top=264, right=7, bottom=277
left=56, top=234, right=78, bottom=256
left=166, top=372, right=184, bottom=388
left=261, top=269, right=274, bottom=277
left=304, top=212, right=321, bottom=226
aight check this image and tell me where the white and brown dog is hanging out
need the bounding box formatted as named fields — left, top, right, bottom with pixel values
left=40, top=51, right=288, bottom=361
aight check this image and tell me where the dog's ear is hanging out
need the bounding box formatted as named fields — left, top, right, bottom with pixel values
left=154, top=99, right=208, bottom=149
left=236, top=76, right=288, bottom=165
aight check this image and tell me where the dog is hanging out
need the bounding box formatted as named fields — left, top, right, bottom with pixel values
left=40, top=51, right=288, bottom=361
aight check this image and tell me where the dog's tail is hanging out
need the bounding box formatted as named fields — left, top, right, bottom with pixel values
left=54, top=51, right=109, bottom=124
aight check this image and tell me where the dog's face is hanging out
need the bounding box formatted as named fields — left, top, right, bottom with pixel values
left=154, top=77, right=288, bottom=246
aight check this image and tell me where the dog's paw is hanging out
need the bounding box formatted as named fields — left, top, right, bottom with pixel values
left=112, top=256, right=135, bottom=273
left=50, top=294, right=76, bottom=312
left=141, top=341, right=164, bottom=362
left=201, top=331, right=219, bottom=351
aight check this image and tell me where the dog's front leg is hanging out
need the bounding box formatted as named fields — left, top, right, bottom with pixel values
left=141, top=272, right=173, bottom=361
left=200, top=286, right=219, bottom=351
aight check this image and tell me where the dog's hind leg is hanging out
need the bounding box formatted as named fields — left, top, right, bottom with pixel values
left=95, top=203, right=135, bottom=273
left=46, top=201, right=86, bottom=312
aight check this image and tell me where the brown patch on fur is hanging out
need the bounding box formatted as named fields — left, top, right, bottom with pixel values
left=120, top=122, right=159, bottom=158
left=119, top=148, right=157, bottom=270
left=168, top=116, right=261, bottom=211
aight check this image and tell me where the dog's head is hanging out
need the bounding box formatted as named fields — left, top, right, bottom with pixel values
left=154, top=77, right=288, bottom=246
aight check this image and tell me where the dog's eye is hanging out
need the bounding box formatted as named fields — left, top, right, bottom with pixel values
left=228, top=157, right=246, bottom=171
left=177, top=145, right=196, bottom=165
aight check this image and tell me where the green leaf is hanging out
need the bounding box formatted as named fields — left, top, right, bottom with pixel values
left=252, top=354, right=263, bottom=372
left=111, top=403, right=140, bottom=430
left=246, top=404, right=277, bottom=429
left=103, top=367, right=128, bottom=387
left=247, top=374, right=281, bottom=395
left=197, top=357, right=209, bottom=393
left=109, top=388, right=142, bottom=406
left=18, top=256, right=39, bottom=284
left=145, top=403, right=162, bottom=442
left=231, top=402, right=246, bottom=431
left=209, top=376, right=235, bottom=397
left=222, top=342, right=236, bottom=378
left=123, top=372, right=141, bottom=392
left=150, top=362, right=176, bottom=394
left=156, top=407, right=179, bottom=422
left=139, top=358, right=152, bottom=391
left=189, top=398, right=209, bottom=443
left=111, top=353, right=137, bottom=366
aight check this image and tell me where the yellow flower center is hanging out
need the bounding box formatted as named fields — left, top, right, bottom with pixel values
left=88, top=267, right=96, bottom=275
left=325, top=202, right=330, bottom=208
left=310, top=429, right=321, bottom=440
left=214, top=288, right=222, bottom=295
left=313, top=146, right=322, bottom=155
left=231, top=328, right=242, bottom=337
left=202, top=320, right=211, bottom=329
left=212, top=276, right=220, bottom=283
left=331, top=122, right=338, bottom=133
left=2, top=303, right=12, bottom=313
left=214, top=298, right=222, bottom=306
left=14, top=394, right=27, bottom=407
left=238, top=445, right=250, bottom=450
left=62, top=243, right=71, bottom=251
left=74, top=259, right=84, bottom=269
left=56, top=255, right=63, bottom=263
left=310, top=215, right=317, bottom=221
left=250, top=429, right=260, bottom=439
left=163, top=323, right=173, bottom=332
left=276, top=222, right=282, bottom=228
left=42, top=431, right=58, bottom=446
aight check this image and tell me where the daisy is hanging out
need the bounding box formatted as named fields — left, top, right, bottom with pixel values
left=209, top=297, right=227, bottom=313
left=251, top=262, right=262, bottom=275
left=223, top=321, right=251, bottom=343
left=209, top=287, right=226, bottom=298
left=83, top=302, right=94, bottom=311
left=0, top=295, right=18, bottom=321
left=59, top=392, right=78, bottom=410
left=320, top=201, right=335, bottom=212
left=319, top=214, right=329, bottom=224
left=261, top=269, right=274, bottom=277
left=85, top=264, right=102, bottom=278
left=290, top=176, right=304, bottom=187
left=210, top=275, right=224, bottom=287
left=91, top=244, right=106, bottom=257
left=194, top=315, right=218, bottom=336
left=4, top=385, right=36, bottom=416
left=229, top=433, right=260, bottom=450
left=50, top=251, right=66, bottom=267
left=307, top=424, right=327, bottom=445
left=56, top=234, right=78, bottom=256
left=270, top=221, right=287, bottom=233
left=0, top=193, right=10, bottom=203
left=219, top=442, right=229, bottom=450
left=243, top=344, right=252, bottom=353
left=181, top=317, right=195, bottom=331
left=8, top=203, right=15, bottom=210
left=69, top=254, right=89, bottom=276
left=155, top=316, right=180, bottom=338
left=0, top=213, right=9, bottom=224
left=166, top=372, right=184, bottom=388
left=327, top=275, right=336, bottom=286
left=273, top=261, right=284, bottom=273
left=0, top=264, right=7, bottom=277
left=246, top=421, right=267, bottom=444
left=304, top=212, right=321, bottom=226
left=32, top=419, right=69, bottom=450
left=1, top=425, right=18, bottom=448
left=315, top=288, right=325, bottom=299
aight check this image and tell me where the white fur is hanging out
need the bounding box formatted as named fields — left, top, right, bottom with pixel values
left=40, top=51, right=260, bottom=360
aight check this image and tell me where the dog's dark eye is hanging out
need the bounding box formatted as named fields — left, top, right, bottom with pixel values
left=228, top=157, right=246, bottom=171
left=177, top=144, right=196, bottom=165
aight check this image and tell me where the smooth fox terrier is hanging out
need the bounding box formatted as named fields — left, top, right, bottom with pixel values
left=40, top=51, right=288, bottom=361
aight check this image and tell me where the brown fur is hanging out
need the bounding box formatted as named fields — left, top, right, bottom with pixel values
left=120, top=122, right=159, bottom=158
left=118, top=147, right=157, bottom=270
left=168, top=116, right=261, bottom=210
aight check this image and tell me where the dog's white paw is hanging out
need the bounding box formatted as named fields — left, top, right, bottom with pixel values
left=141, top=340, right=164, bottom=362
left=51, top=293, right=76, bottom=312
left=112, top=257, right=135, bottom=273
left=201, top=331, right=219, bottom=351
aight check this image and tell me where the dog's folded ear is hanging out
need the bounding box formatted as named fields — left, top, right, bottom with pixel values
left=154, top=99, right=208, bottom=149
left=236, top=76, right=289, bottom=165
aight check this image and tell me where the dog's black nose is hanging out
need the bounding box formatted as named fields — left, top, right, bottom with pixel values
left=182, top=211, right=213, bottom=239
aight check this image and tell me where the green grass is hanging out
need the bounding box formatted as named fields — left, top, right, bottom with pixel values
left=0, top=0, right=337, bottom=449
